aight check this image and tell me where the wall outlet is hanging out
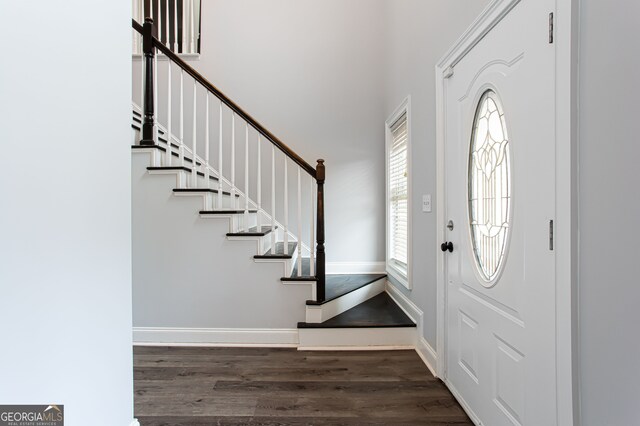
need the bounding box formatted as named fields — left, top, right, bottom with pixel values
left=422, top=194, right=432, bottom=212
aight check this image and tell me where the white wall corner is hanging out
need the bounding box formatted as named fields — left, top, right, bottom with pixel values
left=326, top=261, right=385, bottom=274
left=133, top=327, right=299, bottom=347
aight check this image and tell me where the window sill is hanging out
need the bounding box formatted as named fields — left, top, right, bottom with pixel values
left=387, top=262, right=410, bottom=290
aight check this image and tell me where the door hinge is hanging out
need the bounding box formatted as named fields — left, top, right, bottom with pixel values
left=444, top=66, right=454, bottom=79
left=549, top=220, right=554, bottom=250
left=549, top=12, right=554, bottom=44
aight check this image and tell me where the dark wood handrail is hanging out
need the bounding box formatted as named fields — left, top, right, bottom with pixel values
left=133, top=17, right=326, bottom=301
left=132, top=19, right=316, bottom=178
left=132, top=18, right=143, bottom=34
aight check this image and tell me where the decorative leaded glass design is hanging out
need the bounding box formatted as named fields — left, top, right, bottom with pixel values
left=468, top=90, right=511, bottom=283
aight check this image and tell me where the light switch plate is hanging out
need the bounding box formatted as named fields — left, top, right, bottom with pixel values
left=422, top=194, right=432, bottom=213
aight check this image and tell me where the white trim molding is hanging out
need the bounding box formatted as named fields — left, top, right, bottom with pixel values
left=133, top=327, right=299, bottom=347
left=385, top=282, right=438, bottom=377
left=434, top=0, right=577, bottom=424
left=385, top=96, right=412, bottom=290
left=129, top=420, right=140, bottom=426
left=325, top=261, right=385, bottom=274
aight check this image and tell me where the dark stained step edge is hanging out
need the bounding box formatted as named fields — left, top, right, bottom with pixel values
left=297, top=321, right=416, bottom=329
left=254, top=243, right=297, bottom=259
left=132, top=144, right=207, bottom=167
left=200, top=210, right=258, bottom=215
left=305, top=273, right=388, bottom=306
left=146, top=166, right=219, bottom=182
left=173, top=188, right=239, bottom=198
left=281, top=258, right=316, bottom=281
left=227, top=226, right=278, bottom=237
left=281, top=275, right=316, bottom=282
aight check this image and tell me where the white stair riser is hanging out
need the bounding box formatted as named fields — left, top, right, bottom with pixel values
left=305, top=278, right=385, bottom=323
left=298, top=327, right=415, bottom=349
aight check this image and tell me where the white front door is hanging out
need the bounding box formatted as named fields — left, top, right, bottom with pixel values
left=443, top=0, right=557, bottom=425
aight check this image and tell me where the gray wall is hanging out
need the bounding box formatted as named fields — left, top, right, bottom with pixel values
left=578, top=0, right=640, bottom=424
left=132, top=153, right=311, bottom=329
left=187, top=0, right=388, bottom=263
left=0, top=1, right=134, bottom=425
left=383, top=0, right=490, bottom=347
left=132, top=0, right=489, bottom=341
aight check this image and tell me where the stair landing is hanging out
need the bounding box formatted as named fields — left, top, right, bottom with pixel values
left=298, top=293, right=415, bottom=329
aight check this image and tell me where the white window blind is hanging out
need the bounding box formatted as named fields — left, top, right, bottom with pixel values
left=389, top=113, right=408, bottom=268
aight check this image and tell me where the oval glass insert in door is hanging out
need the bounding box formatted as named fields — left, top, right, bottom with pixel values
left=468, top=90, right=512, bottom=285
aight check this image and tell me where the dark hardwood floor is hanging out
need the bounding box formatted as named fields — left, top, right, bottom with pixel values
left=134, top=346, right=472, bottom=426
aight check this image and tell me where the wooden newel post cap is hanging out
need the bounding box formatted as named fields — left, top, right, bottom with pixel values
left=316, top=159, right=325, bottom=181
left=144, top=17, right=154, bottom=24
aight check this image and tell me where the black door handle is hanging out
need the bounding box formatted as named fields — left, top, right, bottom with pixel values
left=441, top=241, right=453, bottom=253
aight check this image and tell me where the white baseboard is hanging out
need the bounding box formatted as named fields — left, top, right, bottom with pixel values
left=133, top=327, right=299, bottom=347
left=129, top=419, right=140, bottom=426
left=385, top=281, right=439, bottom=377
left=385, top=281, right=422, bottom=327
left=416, top=337, right=438, bottom=377
left=298, top=345, right=414, bottom=351
left=326, top=261, right=385, bottom=274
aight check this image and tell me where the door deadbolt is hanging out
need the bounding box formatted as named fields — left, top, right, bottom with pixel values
left=447, top=220, right=454, bottom=231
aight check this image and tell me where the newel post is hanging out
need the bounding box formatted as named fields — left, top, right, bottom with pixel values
left=140, top=17, right=156, bottom=145
left=315, top=159, right=326, bottom=302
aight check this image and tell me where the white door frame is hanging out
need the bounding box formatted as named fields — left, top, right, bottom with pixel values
left=434, top=0, right=579, bottom=424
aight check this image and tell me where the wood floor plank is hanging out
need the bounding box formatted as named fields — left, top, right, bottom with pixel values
left=134, top=347, right=471, bottom=425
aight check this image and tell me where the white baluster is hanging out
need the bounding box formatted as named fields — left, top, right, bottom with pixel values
left=138, top=0, right=144, bottom=54
left=139, top=41, right=144, bottom=108
left=182, top=0, right=187, bottom=53
left=309, top=175, right=315, bottom=276
left=297, top=167, right=302, bottom=277
left=191, top=80, right=197, bottom=187
left=166, top=60, right=172, bottom=166
left=132, top=0, right=139, bottom=53
left=157, top=0, right=162, bottom=49
left=165, top=0, right=170, bottom=47
left=230, top=113, right=236, bottom=205
left=283, top=157, right=289, bottom=250
left=205, top=92, right=210, bottom=188
left=217, top=100, right=223, bottom=209
left=256, top=136, right=262, bottom=230
left=153, top=46, right=158, bottom=144
left=271, top=145, right=276, bottom=252
left=179, top=69, right=184, bottom=167
left=189, top=0, right=195, bottom=53
left=173, top=0, right=178, bottom=52
left=244, top=122, right=249, bottom=228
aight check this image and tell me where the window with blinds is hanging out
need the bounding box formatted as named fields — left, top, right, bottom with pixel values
left=387, top=110, right=409, bottom=279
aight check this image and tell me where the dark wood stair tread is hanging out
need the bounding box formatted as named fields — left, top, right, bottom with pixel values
left=132, top=144, right=166, bottom=151
left=281, top=257, right=316, bottom=281
left=173, top=188, right=239, bottom=197
left=200, top=209, right=258, bottom=215
left=305, top=273, right=387, bottom=305
left=148, top=165, right=191, bottom=172
left=298, top=293, right=416, bottom=329
left=227, top=226, right=277, bottom=237
left=255, top=242, right=297, bottom=259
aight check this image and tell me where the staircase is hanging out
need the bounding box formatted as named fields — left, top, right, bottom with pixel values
left=131, top=17, right=415, bottom=348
